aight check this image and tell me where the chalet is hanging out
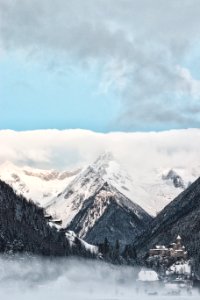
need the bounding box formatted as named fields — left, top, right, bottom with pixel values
left=51, top=219, right=62, bottom=225
left=149, top=245, right=170, bottom=257
left=44, top=213, right=62, bottom=226
left=149, top=236, right=187, bottom=259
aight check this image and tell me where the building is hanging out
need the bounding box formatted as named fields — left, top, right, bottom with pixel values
left=149, top=245, right=170, bottom=257
left=149, top=236, right=187, bottom=259
left=138, top=268, right=159, bottom=282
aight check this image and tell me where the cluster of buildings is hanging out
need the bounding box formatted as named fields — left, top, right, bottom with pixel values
left=149, top=235, right=187, bottom=259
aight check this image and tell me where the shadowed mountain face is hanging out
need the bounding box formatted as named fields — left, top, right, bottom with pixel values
left=134, top=176, right=200, bottom=276
left=67, top=182, right=152, bottom=246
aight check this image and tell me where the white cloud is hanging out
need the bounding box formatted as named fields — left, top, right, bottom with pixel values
left=0, top=129, right=200, bottom=176
left=176, top=65, right=200, bottom=99
left=99, top=59, right=132, bottom=94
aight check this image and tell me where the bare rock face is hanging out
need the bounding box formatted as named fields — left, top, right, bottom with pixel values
left=162, top=169, right=185, bottom=189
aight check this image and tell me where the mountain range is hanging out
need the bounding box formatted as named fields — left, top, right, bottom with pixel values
left=0, top=147, right=200, bottom=275
left=0, top=152, right=196, bottom=215
left=0, top=151, right=198, bottom=246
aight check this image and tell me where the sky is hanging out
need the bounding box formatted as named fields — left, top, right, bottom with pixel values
left=1, top=0, right=200, bottom=132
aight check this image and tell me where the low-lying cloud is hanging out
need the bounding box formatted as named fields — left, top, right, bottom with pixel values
left=0, top=256, right=138, bottom=300
left=0, top=256, right=199, bottom=300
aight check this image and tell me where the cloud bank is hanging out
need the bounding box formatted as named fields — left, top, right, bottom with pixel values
left=1, top=0, right=200, bottom=129
left=0, top=129, right=200, bottom=176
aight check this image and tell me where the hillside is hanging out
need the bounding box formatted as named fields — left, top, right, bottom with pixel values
left=134, top=177, right=200, bottom=277
left=0, top=180, right=97, bottom=258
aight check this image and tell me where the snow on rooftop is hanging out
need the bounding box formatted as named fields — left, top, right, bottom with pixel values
left=138, top=269, right=159, bottom=282
left=155, top=245, right=167, bottom=249
left=167, top=261, right=191, bottom=275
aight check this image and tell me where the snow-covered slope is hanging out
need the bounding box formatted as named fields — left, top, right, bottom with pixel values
left=65, top=230, right=99, bottom=255
left=46, top=152, right=196, bottom=224
left=46, top=152, right=136, bottom=226
left=0, top=161, right=79, bottom=206
left=128, top=166, right=196, bottom=215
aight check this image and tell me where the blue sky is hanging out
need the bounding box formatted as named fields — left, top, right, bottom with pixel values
left=1, top=0, right=200, bottom=132
left=0, top=55, right=121, bottom=132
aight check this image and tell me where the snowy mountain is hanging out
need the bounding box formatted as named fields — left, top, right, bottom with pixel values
left=0, top=161, right=79, bottom=206
left=0, top=129, right=200, bottom=218
left=46, top=152, right=136, bottom=226
left=46, top=152, right=196, bottom=224
left=45, top=153, right=152, bottom=245
left=0, top=150, right=198, bottom=226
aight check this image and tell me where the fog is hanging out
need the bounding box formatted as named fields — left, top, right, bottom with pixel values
left=0, top=256, right=199, bottom=300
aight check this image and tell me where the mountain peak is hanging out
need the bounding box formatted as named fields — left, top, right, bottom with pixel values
left=46, top=152, right=134, bottom=227
left=94, top=151, right=114, bottom=164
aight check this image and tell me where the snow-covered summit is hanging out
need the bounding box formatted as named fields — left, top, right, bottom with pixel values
left=46, top=152, right=134, bottom=226
left=90, top=151, right=133, bottom=191
left=0, top=161, right=79, bottom=206
left=45, top=152, right=152, bottom=246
